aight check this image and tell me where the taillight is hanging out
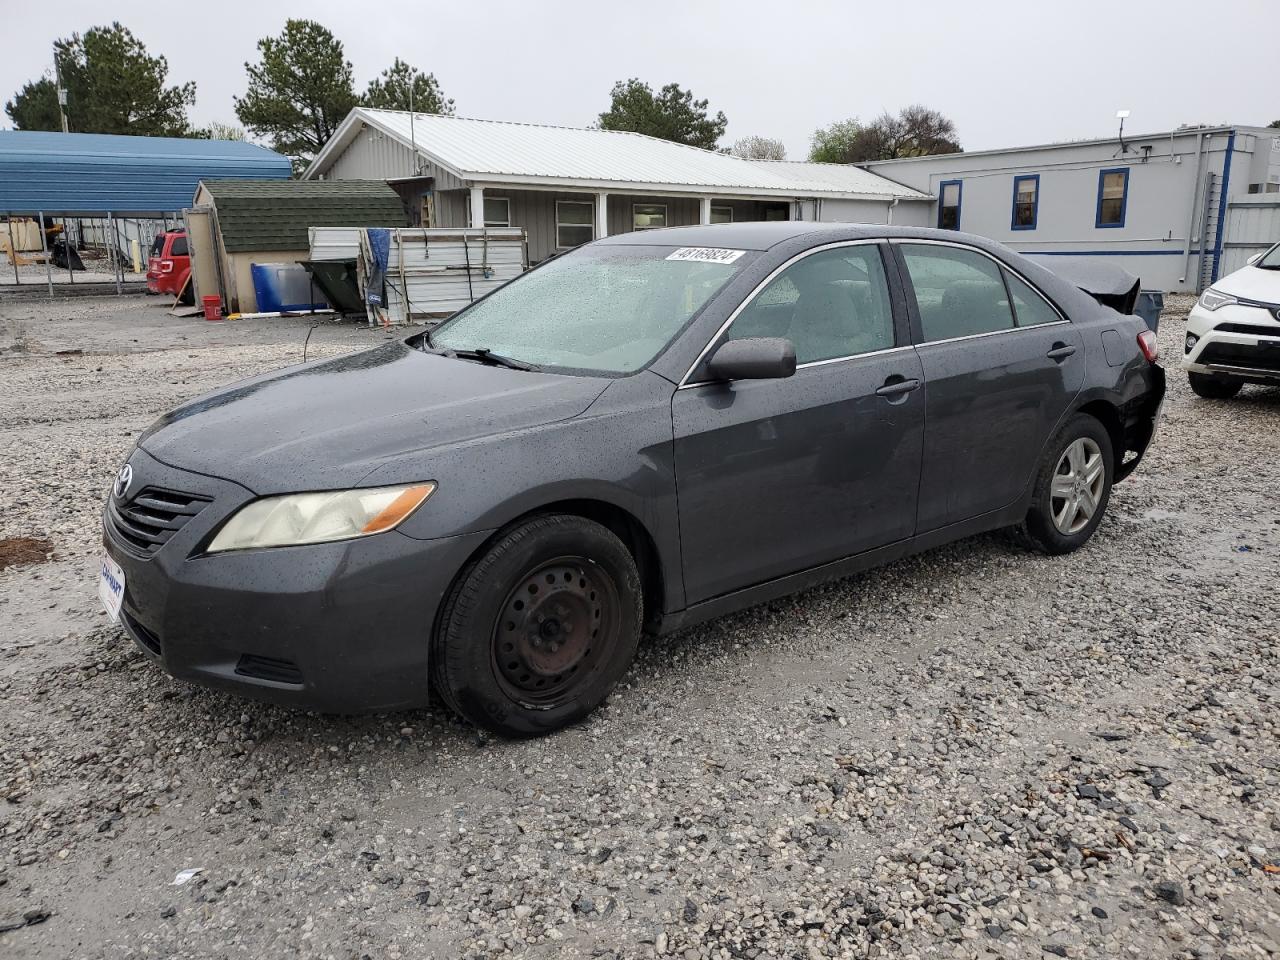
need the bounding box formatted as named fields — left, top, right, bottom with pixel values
left=1137, top=329, right=1158, bottom=363
left=160, top=259, right=173, bottom=273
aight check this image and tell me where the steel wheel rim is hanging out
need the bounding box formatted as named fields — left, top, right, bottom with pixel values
left=1050, top=437, right=1105, bottom=535
left=491, top=556, right=619, bottom=707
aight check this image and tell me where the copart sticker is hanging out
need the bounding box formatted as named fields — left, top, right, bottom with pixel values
left=665, top=247, right=746, bottom=264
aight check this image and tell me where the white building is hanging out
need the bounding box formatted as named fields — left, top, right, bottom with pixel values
left=860, top=125, right=1280, bottom=292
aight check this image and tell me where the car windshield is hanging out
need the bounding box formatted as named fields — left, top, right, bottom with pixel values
left=431, top=244, right=752, bottom=374
left=1257, top=242, right=1280, bottom=270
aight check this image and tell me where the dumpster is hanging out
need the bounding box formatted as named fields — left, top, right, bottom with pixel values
left=1134, top=290, right=1163, bottom=333
left=299, top=259, right=364, bottom=317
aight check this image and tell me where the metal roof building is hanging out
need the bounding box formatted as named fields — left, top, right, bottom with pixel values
left=0, top=131, right=290, bottom=215
left=305, top=109, right=931, bottom=263
left=308, top=109, right=930, bottom=201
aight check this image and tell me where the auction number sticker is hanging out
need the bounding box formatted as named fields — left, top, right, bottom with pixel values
left=665, top=247, right=746, bottom=264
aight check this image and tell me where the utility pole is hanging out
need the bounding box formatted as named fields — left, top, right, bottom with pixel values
left=408, top=78, right=418, bottom=176
left=54, top=56, right=69, bottom=133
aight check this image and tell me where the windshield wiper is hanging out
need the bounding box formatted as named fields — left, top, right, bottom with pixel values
left=447, top=347, right=535, bottom=371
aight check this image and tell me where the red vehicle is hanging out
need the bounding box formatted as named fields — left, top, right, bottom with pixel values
left=146, top=230, right=193, bottom=302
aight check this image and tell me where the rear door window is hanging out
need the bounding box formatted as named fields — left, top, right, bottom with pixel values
left=724, top=245, right=895, bottom=364
left=168, top=235, right=188, bottom=257
left=1004, top=271, right=1061, bottom=327
left=900, top=244, right=1015, bottom=342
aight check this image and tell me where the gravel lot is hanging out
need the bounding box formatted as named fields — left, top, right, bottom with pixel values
left=1, top=294, right=1278, bottom=959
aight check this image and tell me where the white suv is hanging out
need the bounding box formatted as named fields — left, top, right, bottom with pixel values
left=1183, top=240, right=1280, bottom=398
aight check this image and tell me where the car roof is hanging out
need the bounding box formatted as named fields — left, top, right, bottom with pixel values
left=595, top=221, right=991, bottom=252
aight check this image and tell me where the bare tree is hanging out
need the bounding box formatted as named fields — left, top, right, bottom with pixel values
left=810, top=105, right=961, bottom=163
left=730, top=135, right=787, bottom=160
left=202, top=121, right=248, bottom=141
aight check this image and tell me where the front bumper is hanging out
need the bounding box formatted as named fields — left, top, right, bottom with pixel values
left=104, top=448, right=491, bottom=712
left=1183, top=301, right=1280, bottom=382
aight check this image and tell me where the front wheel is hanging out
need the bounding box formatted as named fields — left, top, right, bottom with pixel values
left=432, top=514, right=642, bottom=737
left=1188, top=372, right=1241, bottom=399
left=1018, top=414, right=1114, bottom=555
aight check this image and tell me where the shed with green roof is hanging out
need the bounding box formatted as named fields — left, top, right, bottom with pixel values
left=188, top=178, right=407, bottom=313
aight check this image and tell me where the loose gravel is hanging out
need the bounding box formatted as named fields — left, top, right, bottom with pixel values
left=1, top=294, right=1278, bottom=959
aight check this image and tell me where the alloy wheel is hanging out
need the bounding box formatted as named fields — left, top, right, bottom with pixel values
left=1050, top=437, right=1105, bottom=535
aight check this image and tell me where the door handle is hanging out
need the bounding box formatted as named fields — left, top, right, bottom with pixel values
left=1046, top=342, right=1077, bottom=361
left=874, top=376, right=921, bottom=399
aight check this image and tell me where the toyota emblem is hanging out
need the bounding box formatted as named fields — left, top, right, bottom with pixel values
left=114, top=464, right=133, bottom=500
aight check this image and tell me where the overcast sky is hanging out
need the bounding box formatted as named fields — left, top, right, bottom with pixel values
left=3, top=0, right=1275, bottom=156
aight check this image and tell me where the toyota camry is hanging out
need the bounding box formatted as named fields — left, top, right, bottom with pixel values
left=101, top=223, right=1165, bottom=737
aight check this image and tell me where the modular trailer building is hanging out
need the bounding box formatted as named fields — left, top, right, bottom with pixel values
left=862, top=125, right=1280, bottom=293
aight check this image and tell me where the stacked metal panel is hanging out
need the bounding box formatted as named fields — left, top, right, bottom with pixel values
left=308, top=226, right=526, bottom=322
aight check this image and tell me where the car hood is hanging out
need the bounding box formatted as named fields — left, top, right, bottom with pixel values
left=139, top=341, right=610, bottom=494
left=1214, top=263, right=1280, bottom=303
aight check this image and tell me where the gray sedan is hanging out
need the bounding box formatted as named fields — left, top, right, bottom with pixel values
left=102, top=223, right=1164, bottom=736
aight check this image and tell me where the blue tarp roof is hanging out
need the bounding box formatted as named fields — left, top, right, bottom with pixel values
left=0, top=131, right=291, bottom=215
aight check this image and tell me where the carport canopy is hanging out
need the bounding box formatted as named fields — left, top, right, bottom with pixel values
left=0, top=131, right=290, bottom=216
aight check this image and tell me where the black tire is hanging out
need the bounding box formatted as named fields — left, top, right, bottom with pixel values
left=432, top=514, right=642, bottom=737
left=1188, top=372, right=1241, bottom=399
left=1018, top=413, right=1115, bottom=555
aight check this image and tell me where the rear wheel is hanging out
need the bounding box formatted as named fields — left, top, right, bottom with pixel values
left=1018, top=414, right=1114, bottom=555
left=1188, top=372, right=1241, bottom=399
left=432, top=514, right=642, bottom=737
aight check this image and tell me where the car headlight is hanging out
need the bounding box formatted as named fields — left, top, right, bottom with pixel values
left=207, top=483, right=436, bottom=553
left=1198, top=288, right=1238, bottom=311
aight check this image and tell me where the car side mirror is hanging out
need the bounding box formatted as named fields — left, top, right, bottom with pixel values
left=1246, top=252, right=1262, bottom=265
left=704, top=337, right=797, bottom=382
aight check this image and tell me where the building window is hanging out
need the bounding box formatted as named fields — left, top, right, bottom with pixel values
left=483, top=197, right=510, bottom=227
left=938, top=180, right=962, bottom=230
left=1095, top=168, right=1129, bottom=228
left=1011, top=175, right=1039, bottom=230
left=710, top=205, right=733, bottom=224
left=633, top=203, right=667, bottom=230
left=555, top=200, right=594, bottom=248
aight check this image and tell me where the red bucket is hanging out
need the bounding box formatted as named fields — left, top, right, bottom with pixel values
left=201, top=295, right=222, bottom=322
